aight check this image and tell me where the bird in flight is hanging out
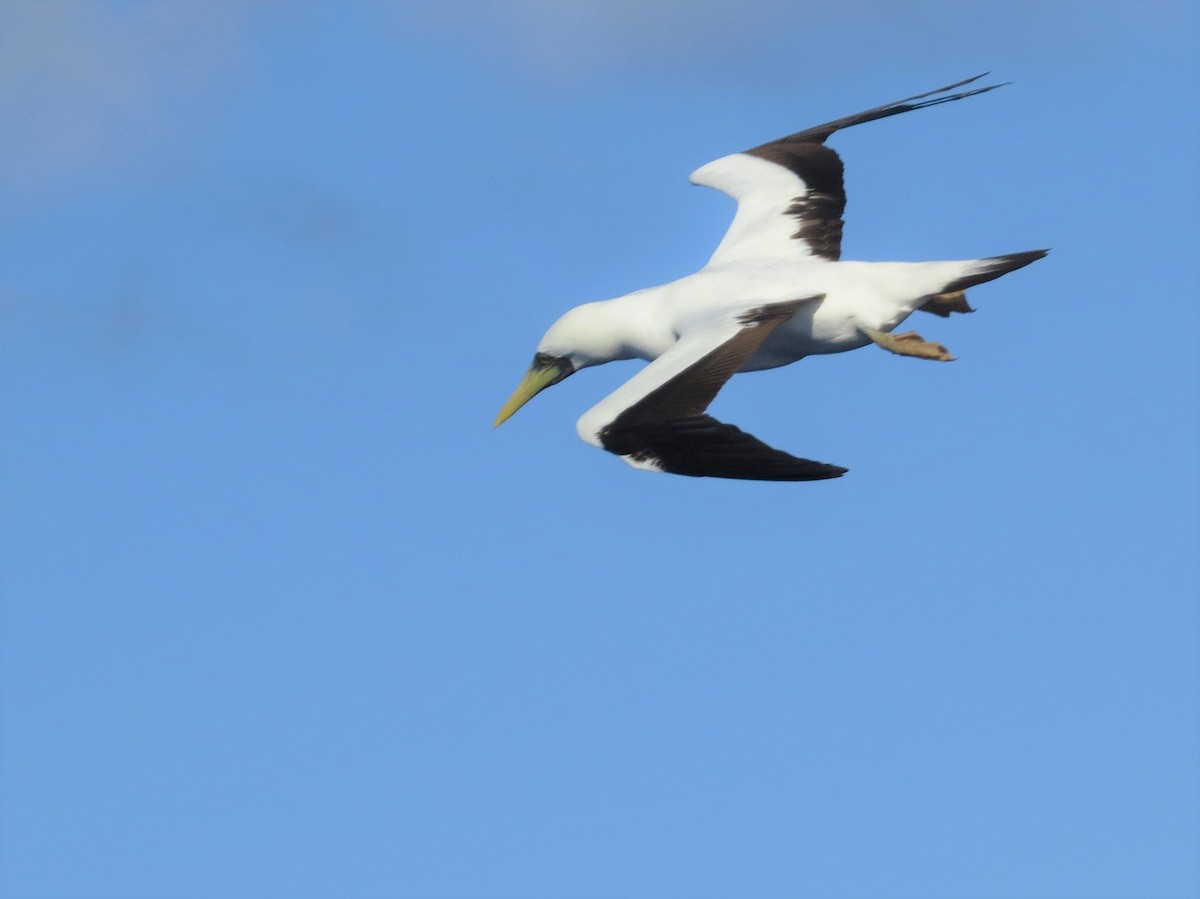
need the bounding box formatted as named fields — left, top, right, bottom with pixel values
left=495, top=74, right=1047, bottom=481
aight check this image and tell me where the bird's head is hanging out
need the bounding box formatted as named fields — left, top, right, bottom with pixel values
left=493, top=303, right=624, bottom=427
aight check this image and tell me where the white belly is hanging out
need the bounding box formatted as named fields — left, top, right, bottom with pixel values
left=743, top=291, right=915, bottom=371
left=656, top=260, right=936, bottom=372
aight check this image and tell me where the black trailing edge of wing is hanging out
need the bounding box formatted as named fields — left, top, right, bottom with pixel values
left=746, top=143, right=846, bottom=260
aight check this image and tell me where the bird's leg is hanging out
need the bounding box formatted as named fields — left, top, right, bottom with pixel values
left=917, top=290, right=974, bottom=318
left=861, top=327, right=955, bottom=361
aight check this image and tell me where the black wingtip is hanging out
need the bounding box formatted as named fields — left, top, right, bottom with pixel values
left=603, top=415, right=850, bottom=482
left=762, top=73, right=1013, bottom=147
left=947, top=72, right=990, bottom=90
left=799, top=460, right=850, bottom=480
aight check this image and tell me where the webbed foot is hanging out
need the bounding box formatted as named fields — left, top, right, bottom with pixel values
left=861, top=327, right=955, bottom=361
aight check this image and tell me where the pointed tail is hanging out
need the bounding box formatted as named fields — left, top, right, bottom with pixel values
left=942, top=249, right=1049, bottom=294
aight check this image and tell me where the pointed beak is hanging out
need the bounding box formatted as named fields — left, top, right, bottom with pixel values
left=494, top=356, right=574, bottom=428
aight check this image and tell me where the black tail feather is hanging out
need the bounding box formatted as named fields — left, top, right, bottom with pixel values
left=942, top=249, right=1049, bottom=294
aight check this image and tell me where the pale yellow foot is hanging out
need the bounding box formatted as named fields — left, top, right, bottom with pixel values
left=862, top=327, right=955, bottom=361
left=917, top=290, right=974, bottom=318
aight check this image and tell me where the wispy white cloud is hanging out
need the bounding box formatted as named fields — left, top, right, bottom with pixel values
left=401, top=0, right=1187, bottom=77
left=0, top=1, right=251, bottom=187
left=4, top=0, right=1183, bottom=191
left=406, top=0, right=796, bottom=74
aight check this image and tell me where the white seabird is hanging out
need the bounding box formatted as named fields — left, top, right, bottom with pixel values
left=495, top=74, right=1047, bottom=481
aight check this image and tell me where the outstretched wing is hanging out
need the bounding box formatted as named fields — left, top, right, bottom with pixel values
left=689, top=74, right=1005, bottom=266
left=576, top=297, right=846, bottom=481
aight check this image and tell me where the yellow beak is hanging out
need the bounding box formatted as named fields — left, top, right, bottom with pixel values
left=494, top=359, right=572, bottom=428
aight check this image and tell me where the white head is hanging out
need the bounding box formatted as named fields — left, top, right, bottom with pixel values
left=494, top=301, right=635, bottom=427
left=536, top=301, right=641, bottom=370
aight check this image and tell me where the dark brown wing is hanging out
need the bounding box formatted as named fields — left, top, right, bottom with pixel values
left=602, top=415, right=847, bottom=481
left=592, top=299, right=847, bottom=481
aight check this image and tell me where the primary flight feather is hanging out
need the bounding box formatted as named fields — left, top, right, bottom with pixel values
left=495, top=74, right=1047, bottom=481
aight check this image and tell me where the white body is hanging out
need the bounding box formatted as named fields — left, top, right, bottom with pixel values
left=577, top=257, right=979, bottom=372
left=504, top=76, right=1047, bottom=477
left=546, top=256, right=993, bottom=449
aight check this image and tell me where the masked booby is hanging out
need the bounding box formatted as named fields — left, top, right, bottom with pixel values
left=495, top=74, right=1047, bottom=481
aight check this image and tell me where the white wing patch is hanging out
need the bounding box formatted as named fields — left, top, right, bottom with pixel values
left=690, top=153, right=818, bottom=267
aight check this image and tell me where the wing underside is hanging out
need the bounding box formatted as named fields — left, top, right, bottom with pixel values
left=604, top=415, right=846, bottom=481
left=582, top=297, right=847, bottom=481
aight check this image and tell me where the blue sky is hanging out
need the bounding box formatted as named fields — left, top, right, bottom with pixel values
left=2, top=2, right=1197, bottom=898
